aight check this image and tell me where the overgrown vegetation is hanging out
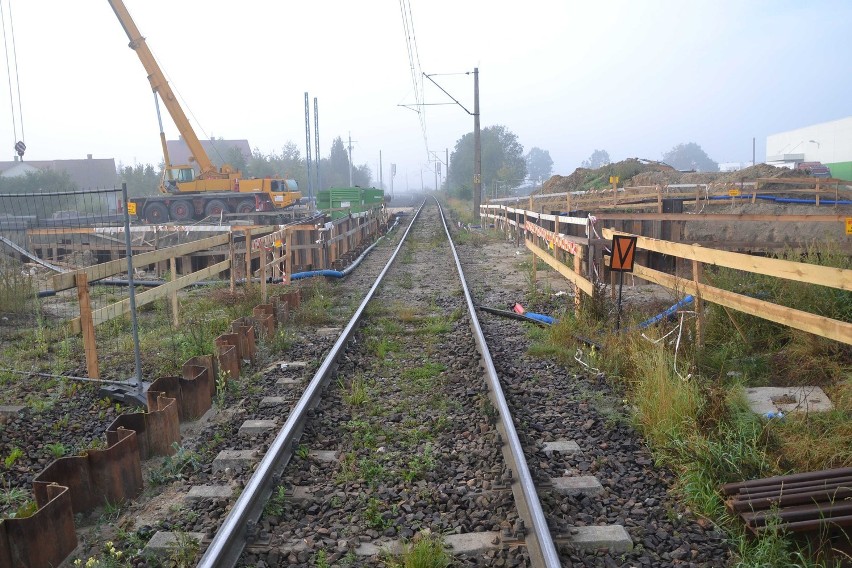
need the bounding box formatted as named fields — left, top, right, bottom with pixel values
left=524, top=242, right=851, bottom=566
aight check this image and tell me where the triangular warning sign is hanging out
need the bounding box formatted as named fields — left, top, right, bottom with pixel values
left=610, top=235, right=637, bottom=272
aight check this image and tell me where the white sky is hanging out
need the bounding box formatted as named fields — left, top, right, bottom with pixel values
left=2, top=0, right=850, bottom=190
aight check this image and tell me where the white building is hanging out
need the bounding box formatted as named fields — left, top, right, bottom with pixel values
left=766, top=116, right=852, bottom=180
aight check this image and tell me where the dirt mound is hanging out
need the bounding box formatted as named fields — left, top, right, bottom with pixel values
left=540, top=161, right=805, bottom=194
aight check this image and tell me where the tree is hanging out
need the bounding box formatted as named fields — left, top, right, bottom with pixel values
left=322, top=137, right=351, bottom=189
left=526, top=147, right=553, bottom=183
left=662, top=142, right=719, bottom=172
left=117, top=162, right=160, bottom=197
left=581, top=149, right=610, bottom=169
left=448, top=125, right=526, bottom=199
left=0, top=170, right=81, bottom=218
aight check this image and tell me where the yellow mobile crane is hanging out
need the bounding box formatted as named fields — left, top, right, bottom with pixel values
left=108, top=0, right=301, bottom=223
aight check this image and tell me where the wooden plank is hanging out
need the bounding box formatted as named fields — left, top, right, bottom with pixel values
left=631, top=262, right=852, bottom=346
left=76, top=273, right=99, bottom=379
left=526, top=240, right=595, bottom=296
left=53, top=233, right=230, bottom=291
left=602, top=228, right=852, bottom=291
left=594, top=213, right=846, bottom=223
left=70, top=259, right=231, bottom=334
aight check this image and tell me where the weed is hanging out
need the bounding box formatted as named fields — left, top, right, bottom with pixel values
left=264, top=485, right=287, bottom=517
left=45, top=442, right=67, bottom=459
left=340, top=376, right=369, bottom=406
left=296, top=444, right=310, bottom=459
left=314, top=549, right=331, bottom=568
left=4, top=447, right=23, bottom=468
left=364, top=497, right=391, bottom=530
left=386, top=530, right=451, bottom=568
left=0, top=257, right=35, bottom=314
left=403, top=444, right=435, bottom=483
left=168, top=531, right=200, bottom=568
left=149, top=443, right=202, bottom=486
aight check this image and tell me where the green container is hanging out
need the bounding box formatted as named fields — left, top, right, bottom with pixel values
left=318, top=187, right=384, bottom=219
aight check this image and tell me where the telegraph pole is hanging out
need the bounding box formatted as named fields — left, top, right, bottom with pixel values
left=473, top=68, right=481, bottom=222
left=304, top=92, right=313, bottom=209
left=314, top=97, right=321, bottom=191
left=379, top=151, right=383, bottom=190
left=446, top=148, right=449, bottom=192
left=347, top=133, right=354, bottom=187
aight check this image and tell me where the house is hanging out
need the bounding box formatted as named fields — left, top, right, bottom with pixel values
left=165, top=137, right=251, bottom=175
left=0, top=155, right=117, bottom=188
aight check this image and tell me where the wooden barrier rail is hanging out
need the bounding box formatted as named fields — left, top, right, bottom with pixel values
left=481, top=203, right=852, bottom=347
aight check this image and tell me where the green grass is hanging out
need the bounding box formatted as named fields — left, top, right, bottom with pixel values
left=386, top=530, right=451, bottom=568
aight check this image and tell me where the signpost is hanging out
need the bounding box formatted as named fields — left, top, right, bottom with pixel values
left=610, top=234, right=637, bottom=331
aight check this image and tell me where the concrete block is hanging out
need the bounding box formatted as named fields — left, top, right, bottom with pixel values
left=541, top=440, right=581, bottom=456
left=444, top=531, right=501, bottom=555
left=317, top=327, right=342, bottom=336
left=143, top=531, right=206, bottom=558
left=289, top=485, right=319, bottom=504
left=308, top=450, right=339, bottom=463
left=278, top=361, right=308, bottom=370
left=239, top=419, right=277, bottom=436
left=212, top=450, right=257, bottom=474
left=186, top=485, right=233, bottom=502
left=745, top=386, right=833, bottom=415
left=569, top=525, right=632, bottom=553
left=276, top=377, right=301, bottom=386
left=0, top=405, right=25, bottom=417
left=260, top=396, right=288, bottom=407
left=552, top=476, right=603, bottom=496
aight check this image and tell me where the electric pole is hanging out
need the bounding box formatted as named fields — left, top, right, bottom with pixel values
left=446, top=148, right=449, bottom=192
left=347, top=133, right=354, bottom=187
left=304, top=92, right=313, bottom=210
left=473, top=67, right=481, bottom=222
left=379, top=151, right=383, bottom=190
left=314, top=97, right=321, bottom=191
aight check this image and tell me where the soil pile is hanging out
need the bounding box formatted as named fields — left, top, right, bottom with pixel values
left=539, top=160, right=806, bottom=194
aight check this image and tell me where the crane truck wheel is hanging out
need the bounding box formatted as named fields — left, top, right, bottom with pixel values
left=144, top=202, right=169, bottom=224
left=169, top=200, right=193, bottom=222
left=235, top=199, right=256, bottom=214
left=204, top=199, right=231, bottom=217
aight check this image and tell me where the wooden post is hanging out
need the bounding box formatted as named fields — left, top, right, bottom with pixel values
left=76, top=273, right=99, bottom=379
left=169, top=256, right=179, bottom=327
left=229, top=232, right=235, bottom=293
left=694, top=185, right=701, bottom=212
left=612, top=179, right=618, bottom=207
left=692, top=254, right=705, bottom=346
left=284, top=227, right=292, bottom=284
left=244, top=228, right=252, bottom=285
left=656, top=184, right=663, bottom=213
left=815, top=182, right=821, bottom=207
left=752, top=180, right=759, bottom=204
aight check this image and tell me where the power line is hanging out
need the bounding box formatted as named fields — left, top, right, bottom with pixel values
left=398, top=0, right=429, bottom=161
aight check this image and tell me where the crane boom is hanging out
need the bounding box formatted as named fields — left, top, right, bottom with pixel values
left=107, top=0, right=218, bottom=177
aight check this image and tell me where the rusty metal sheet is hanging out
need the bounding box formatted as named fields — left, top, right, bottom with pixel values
left=215, top=335, right=241, bottom=380
left=33, top=428, right=142, bottom=515
left=179, top=363, right=213, bottom=420
left=271, top=295, right=289, bottom=323
left=107, top=394, right=179, bottom=459
left=231, top=318, right=256, bottom=364
left=0, top=483, right=77, bottom=568
left=252, top=308, right=275, bottom=338
left=285, top=289, right=301, bottom=311
left=185, top=355, right=218, bottom=397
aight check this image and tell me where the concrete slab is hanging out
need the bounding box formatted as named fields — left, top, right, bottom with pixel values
left=276, top=377, right=301, bottom=386
left=569, top=525, right=632, bottom=553
left=541, top=440, right=581, bottom=456
left=212, top=449, right=258, bottom=474
left=551, top=476, right=604, bottom=496
left=239, top=419, right=277, bottom=436
left=185, top=485, right=232, bottom=502
left=0, top=405, right=25, bottom=417
left=143, top=531, right=206, bottom=558
left=745, top=386, right=833, bottom=415
left=279, top=361, right=308, bottom=370
left=444, top=531, right=501, bottom=555
left=317, top=327, right=342, bottom=336
left=309, top=450, right=339, bottom=463
left=356, top=532, right=500, bottom=557
left=260, top=396, right=288, bottom=407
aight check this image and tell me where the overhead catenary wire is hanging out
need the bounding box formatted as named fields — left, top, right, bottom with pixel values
left=398, top=0, right=429, bottom=161
left=1, top=0, right=25, bottom=155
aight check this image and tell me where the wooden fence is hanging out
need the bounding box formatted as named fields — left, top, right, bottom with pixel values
left=481, top=204, right=852, bottom=347
left=57, top=209, right=386, bottom=378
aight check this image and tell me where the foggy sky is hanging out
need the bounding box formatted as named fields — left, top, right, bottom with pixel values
left=1, top=0, right=850, bottom=190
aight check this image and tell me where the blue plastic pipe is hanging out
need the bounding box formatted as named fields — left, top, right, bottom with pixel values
left=636, top=295, right=694, bottom=329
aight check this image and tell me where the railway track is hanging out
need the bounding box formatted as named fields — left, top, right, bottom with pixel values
left=0, top=194, right=727, bottom=566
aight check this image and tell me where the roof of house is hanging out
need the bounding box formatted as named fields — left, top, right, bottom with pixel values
left=0, top=157, right=117, bottom=189
left=166, top=138, right=251, bottom=172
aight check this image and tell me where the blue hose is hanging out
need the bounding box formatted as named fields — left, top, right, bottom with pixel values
left=524, top=312, right=556, bottom=324
left=636, top=295, right=694, bottom=329
left=290, top=269, right=344, bottom=280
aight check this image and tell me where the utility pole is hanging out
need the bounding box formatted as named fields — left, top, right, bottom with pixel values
left=304, top=92, right=313, bottom=210
left=379, top=151, right=383, bottom=190
left=752, top=137, right=756, bottom=167
left=347, top=133, right=354, bottom=187
left=314, top=97, right=321, bottom=191
left=473, top=67, right=481, bottom=222
left=391, top=163, right=396, bottom=198
left=434, top=160, right=438, bottom=193
left=446, top=148, right=449, bottom=192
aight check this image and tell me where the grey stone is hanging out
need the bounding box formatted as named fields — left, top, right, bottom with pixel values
left=276, top=377, right=301, bottom=386
left=745, top=386, right=833, bottom=415
left=260, top=396, right=288, bottom=407
left=551, top=476, right=604, bottom=496
left=0, top=405, right=25, bottom=417
left=289, top=486, right=317, bottom=504
left=444, top=531, right=501, bottom=555
left=309, top=450, right=339, bottom=463
left=541, top=440, right=581, bottom=456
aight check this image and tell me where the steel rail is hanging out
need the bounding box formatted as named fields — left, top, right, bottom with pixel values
left=437, top=199, right=561, bottom=567
left=198, top=202, right=427, bottom=568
